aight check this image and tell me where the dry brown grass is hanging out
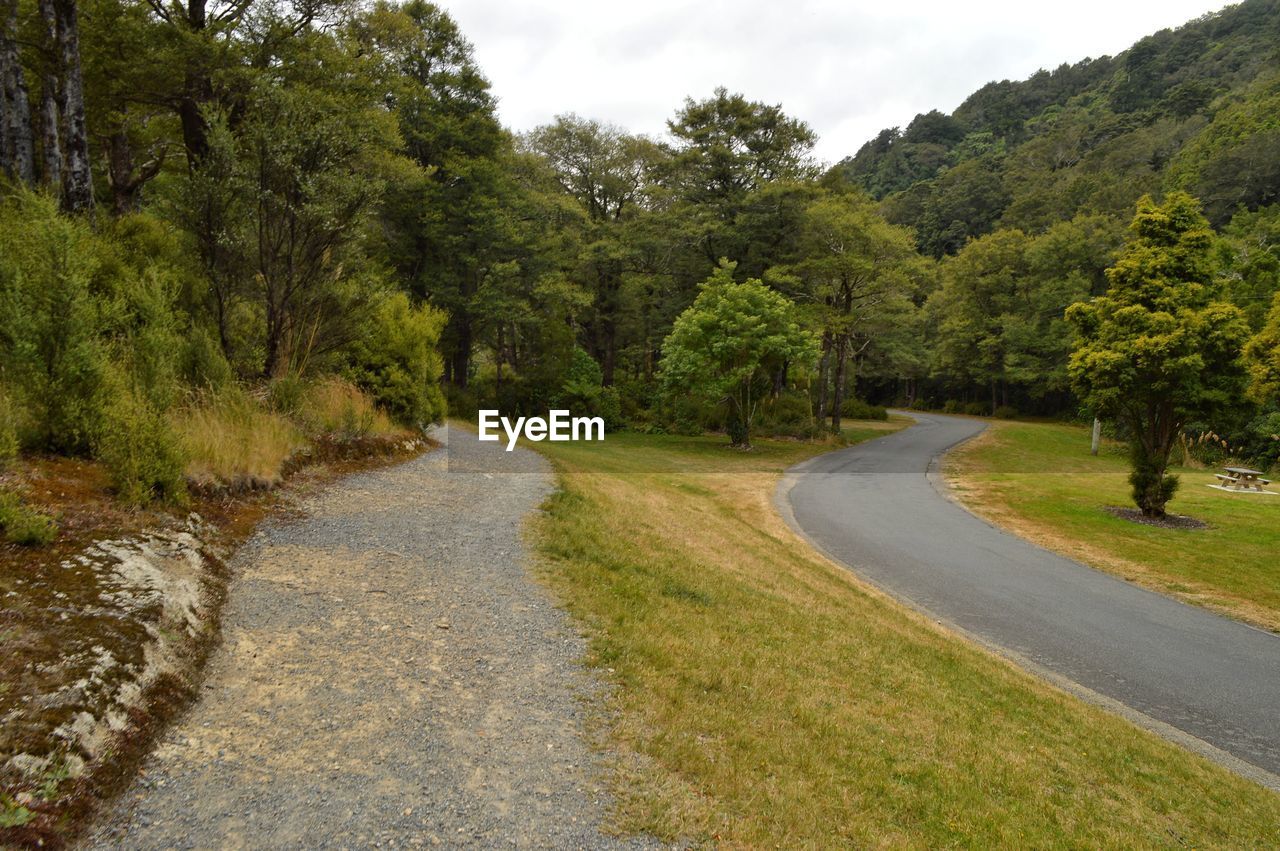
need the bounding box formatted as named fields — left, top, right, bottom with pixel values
left=172, top=391, right=305, bottom=489
left=294, top=377, right=400, bottom=441
left=534, top=430, right=1280, bottom=847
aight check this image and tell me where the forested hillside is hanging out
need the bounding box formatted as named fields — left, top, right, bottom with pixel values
left=1, top=0, right=1279, bottom=514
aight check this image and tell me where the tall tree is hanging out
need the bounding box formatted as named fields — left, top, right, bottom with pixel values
left=524, top=114, right=660, bottom=384
left=362, top=0, right=506, bottom=387
left=790, top=191, right=917, bottom=431
left=1067, top=193, right=1249, bottom=517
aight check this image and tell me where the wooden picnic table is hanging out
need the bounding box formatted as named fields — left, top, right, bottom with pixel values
left=1214, top=466, right=1272, bottom=492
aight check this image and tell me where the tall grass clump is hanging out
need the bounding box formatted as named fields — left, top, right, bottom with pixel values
left=173, top=388, right=305, bottom=489
left=293, top=377, right=399, bottom=440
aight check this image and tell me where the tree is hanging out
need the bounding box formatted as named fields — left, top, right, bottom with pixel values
left=789, top=191, right=917, bottom=431
left=523, top=114, right=661, bottom=384
left=363, top=0, right=508, bottom=388
left=660, top=261, right=815, bottom=447
left=1245, top=292, right=1280, bottom=406
left=1067, top=193, right=1250, bottom=517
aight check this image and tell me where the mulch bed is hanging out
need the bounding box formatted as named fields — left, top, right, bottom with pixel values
left=1105, top=506, right=1209, bottom=530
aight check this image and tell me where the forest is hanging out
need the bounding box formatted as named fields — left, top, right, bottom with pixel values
left=1, top=0, right=1279, bottom=516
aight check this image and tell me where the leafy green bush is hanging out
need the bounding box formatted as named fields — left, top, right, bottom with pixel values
left=993, top=405, right=1019, bottom=420
left=178, top=326, right=234, bottom=390
left=344, top=292, right=447, bottom=427
left=0, top=491, right=57, bottom=546
left=558, top=349, right=624, bottom=430
left=963, top=401, right=990, bottom=417
left=840, top=397, right=889, bottom=421
left=0, top=192, right=112, bottom=454
left=942, top=400, right=963, bottom=414
left=96, top=389, right=188, bottom=507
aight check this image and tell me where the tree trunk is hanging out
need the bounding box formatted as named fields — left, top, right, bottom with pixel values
left=38, top=0, right=60, bottom=189
left=446, top=311, right=472, bottom=389
left=1128, top=404, right=1181, bottom=518
left=816, top=332, right=831, bottom=420
left=177, top=0, right=212, bottom=165
left=1, top=0, right=36, bottom=183
left=830, top=336, right=848, bottom=434
left=105, top=129, right=163, bottom=214
left=54, top=0, right=92, bottom=212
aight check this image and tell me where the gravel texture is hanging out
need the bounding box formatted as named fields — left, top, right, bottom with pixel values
left=84, top=426, right=654, bottom=849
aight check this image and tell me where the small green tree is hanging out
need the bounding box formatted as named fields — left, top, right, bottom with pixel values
left=1067, top=193, right=1250, bottom=517
left=660, top=261, right=816, bottom=447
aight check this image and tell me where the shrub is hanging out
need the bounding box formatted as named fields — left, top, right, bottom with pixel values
left=993, top=405, right=1019, bottom=420
left=173, top=388, right=304, bottom=488
left=963, top=401, right=990, bottom=417
left=840, top=397, right=889, bottom=421
left=96, top=389, right=188, bottom=507
left=942, top=400, right=963, bottom=414
left=344, top=292, right=447, bottom=427
left=558, top=349, right=624, bottom=431
left=179, top=327, right=234, bottom=390
left=0, top=491, right=57, bottom=546
left=0, top=192, right=112, bottom=454
left=762, top=393, right=814, bottom=427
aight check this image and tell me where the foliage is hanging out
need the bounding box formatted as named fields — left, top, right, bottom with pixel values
left=344, top=292, right=447, bottom=427
left=1245, top=292, right=1280, bottom=406
left=660, top=262, right=816, bottom=446
left=96, top=387, right=188, bottom=507
left=1067, top=194, right=1250, bottom=516
left=0, top=490, right=57, bottom=546
left=839, top=397, right=889, bottom=421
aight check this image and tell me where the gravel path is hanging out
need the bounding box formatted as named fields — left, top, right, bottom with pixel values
left=85, top=426, right=653, bottom=849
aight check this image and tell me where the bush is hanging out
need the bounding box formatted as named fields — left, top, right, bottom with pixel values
left=942, top=400, right=963, bottom=414
left=179, top=327, right=234, bottom=390
left=963, top=401, right=990, bottom=417
left=0, top=192, right=112, bottom=454
left=0, top=490, right=57, bottom=546
left=840, top=397, right=889, bottom=421
left=557, top=349, right=625, bottom=431
left=344, top=292, right=447, bottom=427
left=96, top=389, right=188, bottom=507
left=993, top=405, right=1019, bottom=420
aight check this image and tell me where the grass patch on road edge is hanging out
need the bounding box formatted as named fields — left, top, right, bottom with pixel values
left=533, top=426, right=1280, bottom=847
left=947, top=420, right=1280, bottom=632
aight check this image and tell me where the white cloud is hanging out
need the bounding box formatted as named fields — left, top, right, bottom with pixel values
left=444, top=0, right=1230, bottom=164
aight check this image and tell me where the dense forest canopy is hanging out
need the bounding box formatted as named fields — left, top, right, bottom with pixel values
left=1, top=0, right=1279, bottom=500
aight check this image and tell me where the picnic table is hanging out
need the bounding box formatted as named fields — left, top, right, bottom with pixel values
left=1213, top=466, right=1272, bottom=492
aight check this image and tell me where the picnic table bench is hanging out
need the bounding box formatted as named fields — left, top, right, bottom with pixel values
left=1213, top=466, right=1272, bottom=492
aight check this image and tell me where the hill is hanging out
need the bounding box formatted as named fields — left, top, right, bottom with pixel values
left=831, top=0, right=1280, bottom=256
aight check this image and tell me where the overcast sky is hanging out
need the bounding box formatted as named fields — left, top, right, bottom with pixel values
left=444, top=0, right=1231, bottom=165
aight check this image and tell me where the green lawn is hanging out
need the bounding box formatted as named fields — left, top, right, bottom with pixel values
left=531, top=424, right=1280, bottom=848
left=948, top=420, right=1280, bottom=633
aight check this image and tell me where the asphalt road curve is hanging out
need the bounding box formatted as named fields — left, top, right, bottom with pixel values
left=778, top=411, right=1280, bottom=786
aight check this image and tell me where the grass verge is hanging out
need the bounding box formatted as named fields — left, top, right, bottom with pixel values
left=533, top=425, right=1280, bottom=847
left=947, top=420, right=1280, bottom=633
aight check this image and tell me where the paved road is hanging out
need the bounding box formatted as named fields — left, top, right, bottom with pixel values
left=87, top=426, right=657, bottom=849
left=779, top=411, right=1280, bottom=785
